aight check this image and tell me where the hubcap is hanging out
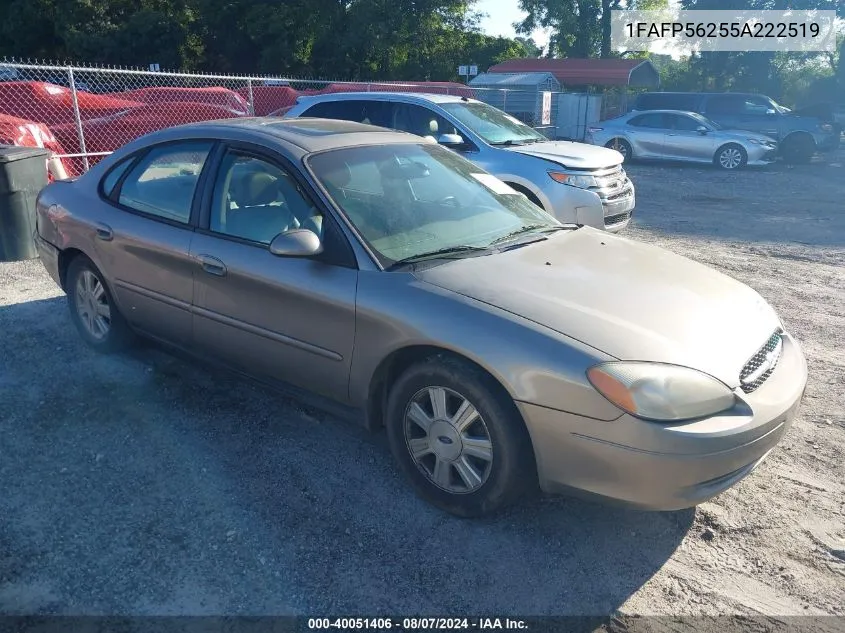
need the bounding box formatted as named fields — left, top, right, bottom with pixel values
left=719, top=148, right=742, bottom=169
left=403, top=386, right=493, bottom=494
left=74, top=270, right=111, bottom=340
left=610, top=140, right=627, bottom=158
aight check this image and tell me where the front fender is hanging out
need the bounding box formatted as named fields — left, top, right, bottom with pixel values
left=348, top=271, right=623, bottom=421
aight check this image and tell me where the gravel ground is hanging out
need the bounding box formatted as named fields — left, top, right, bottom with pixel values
left=0, top=150, right=843, bottom=622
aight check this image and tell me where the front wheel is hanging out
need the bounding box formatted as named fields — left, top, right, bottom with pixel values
left=385, top=356, right=536, bottom=517
left=714, top=143, right=747, bottom=170
left=605, top=138, right=632, bottom=162
left=66, top=256, right=135, bottom=353
left=781, top=134, right=815, bottom=164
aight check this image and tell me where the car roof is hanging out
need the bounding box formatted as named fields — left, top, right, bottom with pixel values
left=296, top=91, right=476, bottom=105
left=115, top=116, right=426, bottom=155
left=628, top=109, right=705, bottom=115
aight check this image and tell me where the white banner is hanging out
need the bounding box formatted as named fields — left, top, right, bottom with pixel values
left=611, top=9, right=837, bottom=53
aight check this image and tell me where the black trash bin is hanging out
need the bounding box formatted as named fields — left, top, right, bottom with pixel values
left=0, top=145, right=50, bottom=262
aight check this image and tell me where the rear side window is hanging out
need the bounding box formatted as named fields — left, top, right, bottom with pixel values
left=117, top=141, right=213, bottom=223
left=100, top=157, right=134, bottom=198
left=303, top=100, right=391, bottom=127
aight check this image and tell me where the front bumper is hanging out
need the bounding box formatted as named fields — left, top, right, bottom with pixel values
left=747, top=145, right=779, bottom=166
left=33, top=230, right=63, bottom=289
left=549, top=181, right=635, bottom=234
left=518, top=333, right=807, bottom=510
left=816, top=130, right=840, bottom=152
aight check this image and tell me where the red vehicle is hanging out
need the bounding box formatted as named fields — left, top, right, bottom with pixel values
left=235, top=85, right=299, bottom=116
left=110, top=87, right=250, bottom=116
left=0, top=81, right=141, bottom=126
left=50, top=102, right=244, bottom=171
left=0, top=113, right=76, bottom=179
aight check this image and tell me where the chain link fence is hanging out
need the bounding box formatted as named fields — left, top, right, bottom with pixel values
left=0, top=60, right=609, bottom=176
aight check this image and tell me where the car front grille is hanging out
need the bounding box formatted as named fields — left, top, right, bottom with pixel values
left=592, top=166, right=630, bottom=201
left=604, top=211, right=632, bottom=227
left=739, top=329, right=784, bottom=393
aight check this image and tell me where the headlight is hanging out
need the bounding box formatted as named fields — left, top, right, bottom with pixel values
left=548, top=172, right=597, bottom=188
left=586, top=362, right=736, bottom=422
left=746, top=138, right=764, bottom=145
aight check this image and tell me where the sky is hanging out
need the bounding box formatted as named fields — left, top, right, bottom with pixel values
left=475, top=0, right=551, bottom=52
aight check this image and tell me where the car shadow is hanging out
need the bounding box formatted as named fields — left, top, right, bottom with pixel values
left=134, top=345, right=696, bottom=615
left=0, top=296, right=693, bottom=616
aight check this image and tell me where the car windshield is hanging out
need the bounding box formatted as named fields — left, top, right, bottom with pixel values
left=308, top=143, right=561, bottom=268
left=440, top=101, right=547, bottom=145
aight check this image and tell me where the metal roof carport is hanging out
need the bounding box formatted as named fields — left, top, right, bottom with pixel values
left=486, top=58, right=660, bottom=89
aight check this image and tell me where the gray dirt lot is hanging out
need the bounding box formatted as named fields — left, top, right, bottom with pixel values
left=0, top=150, right=843, bottom=620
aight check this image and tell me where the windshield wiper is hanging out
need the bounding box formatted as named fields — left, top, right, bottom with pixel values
left=388, top=245, right=489, bottom=269
left=489, top=224, right=570, bottom=247
left=489, top=139, right=527, bottom=146
left=490, top=138, right=542, bottom=146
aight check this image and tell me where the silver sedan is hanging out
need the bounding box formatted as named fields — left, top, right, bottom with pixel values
left=586, top=110, right=778, bottom=169
left=34, top=118, right=806, bottom=517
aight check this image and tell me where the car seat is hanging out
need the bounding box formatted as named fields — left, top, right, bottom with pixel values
left=226, top=169, right=299, bottom=243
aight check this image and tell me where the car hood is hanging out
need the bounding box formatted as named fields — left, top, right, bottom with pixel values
left=415, top=228, right=781, bottom=387
left=502, top=140, right=623, bottom=170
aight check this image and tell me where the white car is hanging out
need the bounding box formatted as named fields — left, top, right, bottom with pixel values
left=283, top=92, right=635, bottom=232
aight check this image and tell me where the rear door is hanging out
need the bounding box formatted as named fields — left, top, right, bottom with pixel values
left=625, top=113, right=668, bottom=158
left=663, top=113, right=717, bottom=161
left=96, top=140, right=214, bottom=345
left=298, top=99, right=392, bottom=127
left=189, top=143, right=359, bottom=402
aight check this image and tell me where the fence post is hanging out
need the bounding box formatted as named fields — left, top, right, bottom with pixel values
left=247, top=78, right=256, bottom=116
left=67, top=66, right=89, bottom=172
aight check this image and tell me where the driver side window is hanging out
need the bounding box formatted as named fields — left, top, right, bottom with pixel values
left=389, top=103, right=459, bottom=140
left=210, top=152, right=323, bottom=246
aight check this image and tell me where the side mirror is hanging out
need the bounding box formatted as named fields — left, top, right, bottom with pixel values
left=269, top=229, right=322, bottom=257
left=696, top=125, right=709, bottom=135
left=438, top=133, right=465, bottom=147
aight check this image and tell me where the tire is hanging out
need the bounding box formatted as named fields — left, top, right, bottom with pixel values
left=714, top=143, right=747, bottom=170
left=605, top=138, right=632, bottom=162
left=781, top=134, right=815, bottom=164
left=506, top=183, right=543, bottom=210
left=66, top=255, right=135, bottom=353
left=385, top=355, right=536, bottom=517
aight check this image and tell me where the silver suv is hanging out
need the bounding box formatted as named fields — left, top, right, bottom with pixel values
left=283, top=92, right=635, bottom=232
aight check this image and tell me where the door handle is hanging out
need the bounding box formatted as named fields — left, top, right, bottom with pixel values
left=95, top=223, right=113, bottom=241
left=197, top=254, right=227, bottom=277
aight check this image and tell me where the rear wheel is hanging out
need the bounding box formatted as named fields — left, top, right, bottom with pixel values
left=714, top=143, right=747, bottom=170
left=66, top=256, right=134, bottom=353
left=385, top=355, right=536, bottom=517
left=605, top=138, right=632, bottom=162
left=781, top=134, right=815, bottom=164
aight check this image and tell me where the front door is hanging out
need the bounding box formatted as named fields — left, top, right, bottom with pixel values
left=663, top=113, right=717, bottom=161
left=95, top=140, right=215, bottom=346
left=189, top=146, right=358, bottom=402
